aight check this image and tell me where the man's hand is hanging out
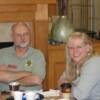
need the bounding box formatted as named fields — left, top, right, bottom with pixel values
left=18, top=75, right=42, bottom=86
left=0, top=70, right=32, bottom=83
left=0, top=64, right=17, bottom=71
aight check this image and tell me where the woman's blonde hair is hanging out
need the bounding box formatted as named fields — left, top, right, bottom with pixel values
left=65, top=31, right=94, bottom=82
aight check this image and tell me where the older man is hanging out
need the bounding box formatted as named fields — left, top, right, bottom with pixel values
left=0, top=22, right=46, bottom=91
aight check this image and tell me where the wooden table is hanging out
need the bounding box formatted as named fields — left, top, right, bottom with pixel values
left=0, top=92, right=63, bottom=100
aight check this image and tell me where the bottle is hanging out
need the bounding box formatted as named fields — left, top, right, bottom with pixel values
left=60, top=83, right=71, bottom=99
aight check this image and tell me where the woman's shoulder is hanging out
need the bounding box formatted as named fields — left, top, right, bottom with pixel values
left=88, top=56, right=100, bottom=63
left=83, top=56, right=100, bottom=70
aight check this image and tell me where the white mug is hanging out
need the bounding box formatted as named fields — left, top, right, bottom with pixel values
left=25, top=91, right=36, bottom=100
left=12, top=91, right=23, bottom=100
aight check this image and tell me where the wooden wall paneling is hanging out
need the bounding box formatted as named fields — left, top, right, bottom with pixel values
left=48, top=4, right=57, bottom=16
left=0, top=12, right=34, bottom=22
left=0, top=0, right=56, bottom=5
left=54, top=62, right=65, bottom=88
left=47, top=44, right=66, bottom=89
left=34, top=4, right=48, bottom=57
left=0, top=5, right=36, bottom=12
left=93, top=40, right=100, bottom=54
left=34, top=21, right=48, bottom=56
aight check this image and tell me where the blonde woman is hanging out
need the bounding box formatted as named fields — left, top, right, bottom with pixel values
left=59, top=31, right=100, bottom=100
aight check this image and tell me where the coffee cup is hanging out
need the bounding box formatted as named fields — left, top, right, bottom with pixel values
left=9, top=82, right=20, bottom=91
left=12, top=91, right=23, bottom=100
left=25, top=91, right=36, bottom=100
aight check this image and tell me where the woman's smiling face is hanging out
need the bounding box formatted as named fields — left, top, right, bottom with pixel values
left=68, top=37, right=89, bottom=64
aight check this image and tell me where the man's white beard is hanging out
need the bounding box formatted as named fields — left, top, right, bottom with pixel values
left=15, top=43, right=29, bottom=48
